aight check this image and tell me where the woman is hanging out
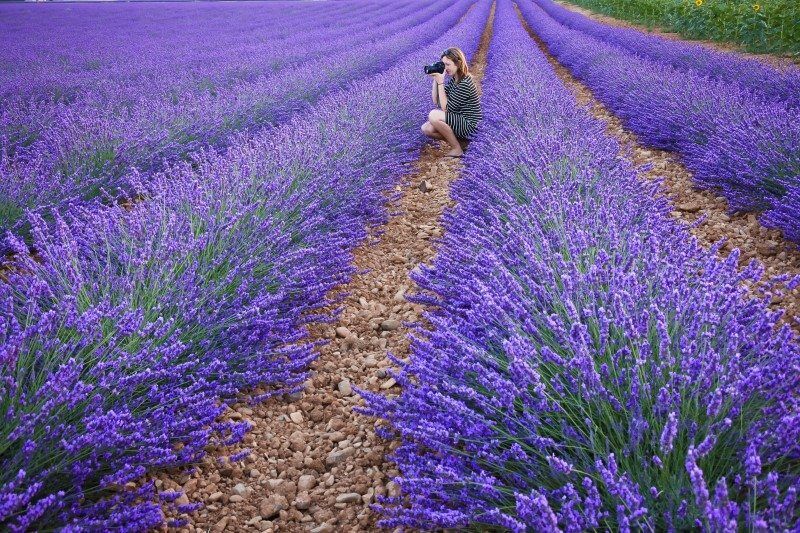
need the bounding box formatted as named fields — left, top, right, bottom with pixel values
left=421, top=47, right=482, bottom=158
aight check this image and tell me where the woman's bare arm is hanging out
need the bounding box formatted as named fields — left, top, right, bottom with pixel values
left=430, top=74, right=447, bottom=111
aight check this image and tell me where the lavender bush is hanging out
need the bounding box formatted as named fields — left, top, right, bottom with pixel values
left=0, top=0, right=471, bottom=231
left=515, top=0, right=800, bottom=245
left=763, top=183, right=800, bottom=243
left=362, top=0, right=800, bottom=529
left=532, top=0, right=800, bottom=109
left=0, top=1, right=493, bottom=529
left=0, top=1, right=380, bottom=102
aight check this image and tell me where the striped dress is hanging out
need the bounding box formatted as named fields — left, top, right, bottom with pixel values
left=440, top=74, right=482, bottom=140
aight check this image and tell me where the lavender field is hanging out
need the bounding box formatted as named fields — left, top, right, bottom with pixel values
left=1, top=0, right=798, bottom=531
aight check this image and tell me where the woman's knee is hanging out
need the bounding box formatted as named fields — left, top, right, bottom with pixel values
left=428, top=109, right=445, bottom=123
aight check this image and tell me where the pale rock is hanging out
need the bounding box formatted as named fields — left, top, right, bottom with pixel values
left=336, top=492, right=361, bottom=504
left=232, top=483, right=249, bottom=497
left=328, top=431, right=346, bottom=442
left=337, top=379, right=352, bottom=396
left=278, top=480, right=297, bottom=498
left=295, top=491, right=312, bottom=510
left=676, top=201, right=701, bottom=213
left=326, top=447, right=355, bottom=466
left=182, top=478, right=198, bottom=495
left=289, top=431, right=306, bottom=452
left=362, top=488, right=375, bottom=505
left=298, top=474, right=317, bottom=491
left=258, top=494, right=288, bottom=519
left=393, top=286, right=407, bottom=302
left=213, top=516, right=229, bottom=532
left=343, top=335, right=358, bottom=350
left=380, top=319, right=400, bottom=331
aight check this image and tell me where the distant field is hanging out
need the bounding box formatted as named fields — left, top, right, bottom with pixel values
left=560, top=0, right=799, bottom=54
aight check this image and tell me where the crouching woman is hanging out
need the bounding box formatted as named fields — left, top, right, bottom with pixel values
left=421, top=47, right=482, bottom=157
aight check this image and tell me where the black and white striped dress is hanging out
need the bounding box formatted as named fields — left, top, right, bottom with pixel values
left=441, top=74, right=482, bottom=140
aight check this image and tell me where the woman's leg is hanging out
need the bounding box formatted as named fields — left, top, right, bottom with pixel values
left=423, top=109, right=446, bottom=140
left=428, top=109, right=463, bottom=156
left=421, top=121, right=444, bottom=140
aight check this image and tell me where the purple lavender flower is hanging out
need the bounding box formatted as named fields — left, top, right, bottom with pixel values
left=532, top=0, right=800, bottom=109
left=519, top=0, right=800, bottom=243
left=660, top=412, right=678, bottom=454
left=0, top=1, right=494, bottom=528
left=0, top=0, right=474, bottom=233
left=363, top=0, right=800, bottom=529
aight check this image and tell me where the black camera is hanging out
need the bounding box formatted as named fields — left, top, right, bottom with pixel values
left=424, top=60, right=445, bottom=75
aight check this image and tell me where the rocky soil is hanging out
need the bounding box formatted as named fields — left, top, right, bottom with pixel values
left=155, top=6, right=495, bottom=532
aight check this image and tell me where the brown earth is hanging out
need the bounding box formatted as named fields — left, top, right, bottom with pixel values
left=155, top=5, right=495, bottom=532
left=515, top=3, right=800, bottom=333
left=554, top=0, right=800, bottom=69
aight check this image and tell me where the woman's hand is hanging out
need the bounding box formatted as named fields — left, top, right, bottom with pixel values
left=430, top=72, right=444, bottom=84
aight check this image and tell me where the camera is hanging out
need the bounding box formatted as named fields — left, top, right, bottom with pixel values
left=423, top=60, right=445, bottom=75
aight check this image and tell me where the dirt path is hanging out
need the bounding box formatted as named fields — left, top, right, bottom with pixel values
left=157, top=6, right=495, bottom=532
left=515, top=4, right=800, bottom=332
left=553, top=0, right=800, bottom=69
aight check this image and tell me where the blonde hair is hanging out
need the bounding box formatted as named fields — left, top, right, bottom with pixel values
left=441, top=47, right=469, bottom=81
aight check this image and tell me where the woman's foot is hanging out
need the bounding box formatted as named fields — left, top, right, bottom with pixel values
left=445, top=148, right=464, bottom=157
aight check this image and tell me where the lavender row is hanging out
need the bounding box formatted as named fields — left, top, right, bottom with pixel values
left=0, top=0, right=420, bottom=130
left=0, top=0, right=389, bottom=156
left=0, top=0, right=469, bottom=231
left=0, top=0, right=395, bottom=224
left=0, top=0, right=382, bottom=102
left=0, top=2, right=492, bottom=530
left=532, top=0, right=800, bottom=109
left=2, top=0, right=456, bottom=206
left=516, top=0, right=800, bottom=244
left=362, top=0, right=800, bottom=529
